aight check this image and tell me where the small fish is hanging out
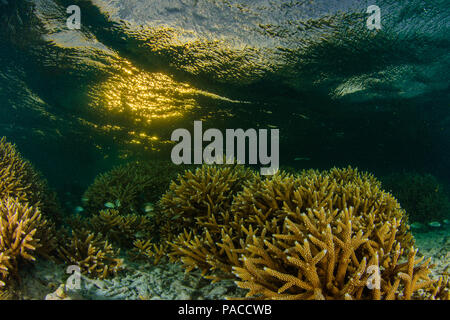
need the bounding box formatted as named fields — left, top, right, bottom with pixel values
left=410, top=222, right=424, bottom=229
left=74, top=206, right=84, bottom=214
left=428, top=221, right=441, bottom=228
left=443, top=219, right=449, bottom=224
left=135, top=231, right=145, bottom=239
left=81, top=197, right=89, bottom=204
left=104, top=202, right=115, bottom=209
left=294, top=157, right=311, bottom=161
left=115, top=199, right=121, bottom=208
left=293, top=113, right=309, bottom=120
left=143, top=203, right=154, bottom=213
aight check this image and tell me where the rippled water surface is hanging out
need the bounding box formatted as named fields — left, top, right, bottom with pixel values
left=1, top=0, right=449, bottom=195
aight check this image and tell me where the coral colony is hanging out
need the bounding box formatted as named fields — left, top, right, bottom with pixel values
left=1, top=136, right=449, bottom=299
left=170, top=121, right=279, bottom=175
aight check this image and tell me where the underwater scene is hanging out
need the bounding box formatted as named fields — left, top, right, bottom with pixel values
left=0, top=0, right=449, bottom=301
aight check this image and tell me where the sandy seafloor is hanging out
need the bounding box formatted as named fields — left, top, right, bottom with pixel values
left=20, top=254, right=248, bottom=300
left=15, top=225, right=449, bottom=300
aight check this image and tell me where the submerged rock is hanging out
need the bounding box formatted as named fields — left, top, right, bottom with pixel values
left=45, top=284, right=71, bottom=300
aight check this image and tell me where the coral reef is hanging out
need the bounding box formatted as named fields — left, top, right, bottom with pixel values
left=426, top=276, right=449, bottom=300
left=0, top=251, right=10, bottom=288
left=234, top=167, right=412, bottom=248
left=0, top=198, right=41, bottom=264
left=0, top=137, right=62, bottom=224
left=65, top=208, right=156, bottom=250
left=130, top=240, right=168, bottom=265
left=159, top=163, right=255, bottom=241
left=1, top=137, right=446, bottom=300
left=0, top=139, right=28, bottom=198
left=163, top=165, right=448, bottom=299
left=167, top=167, right=412, bottom=276
left=57, top=228, right=123, bottom=280
left=83, top=160, right=186, bottom=215
left=381, top=172, right=450, bottom=224
left=232, top=207, right=433, bottom=299
left=230, top=169, right=441, bottom=299
left=0, top=137, right=61, bottom=296
left=0, top=197, right=57, bottom=287
left=88, top=209, right=154, bottom=247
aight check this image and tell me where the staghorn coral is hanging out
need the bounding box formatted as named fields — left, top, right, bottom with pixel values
left=242, top=167, right=412, bottom=247
left=228, top=169, right=440, bottom=299
left=164, top=169, right=293, bottom=276
left=0, top=137, right=60, bottom=292
left=327, top=166, right=381, bottom=187
left=88, top=209, right=154, bottom=247
left=381, top=172, right=450, bottom=224
left=147, top=163, right=255, bottom=277
left=165, top=166, right=446, bottom=299
left=57, top=228, right=123, bottom=280
left=0, top=197, right=57, bottom=286
left=0, top=137, right=43, bottom=206
left=425, top=275, right=450, bottom=300
left=0, top=289, right=16, bottom=300
left=159, top=163, right=255, bottom=241
left=167, top=167, right=413, bottom=282
left=0, top=252, right=10, bottom=288
left=65, top=208, right=156, bottom=249
left=232, top=206, right=435, bottom=299
left=83, top=160, right=186, bottom=215
left=0, top=137, right=62, bottom=225
left=129, top=239, right=168, bottom=265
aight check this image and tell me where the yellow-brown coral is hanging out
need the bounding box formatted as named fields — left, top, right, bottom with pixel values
left=0, top=137, right=60, bottom=292
left=232, top=207, right=434, bottom=299
left=0, top=197, right=57, bottom=285
left=228, top=169, right=435, bottom=299
left=0, top=251, right=10, bottom=288
left=425, top=275, right=450, bottom=300
left=57, top=228, right=123, bottom=279
left=159, top=163, right=255, bottom=240
left=164, top=166, right=443, bottom=299
left=89, top=209, right=154, bottom=247
left=0, top=198, right=41, bottom=263
left=232, top=167, right=413, bottom=250
left=66, top=208, right=156, bottom=249
left=0, top=137, right=61, bottom=224
left=130, top=239, right=168, bottom=265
